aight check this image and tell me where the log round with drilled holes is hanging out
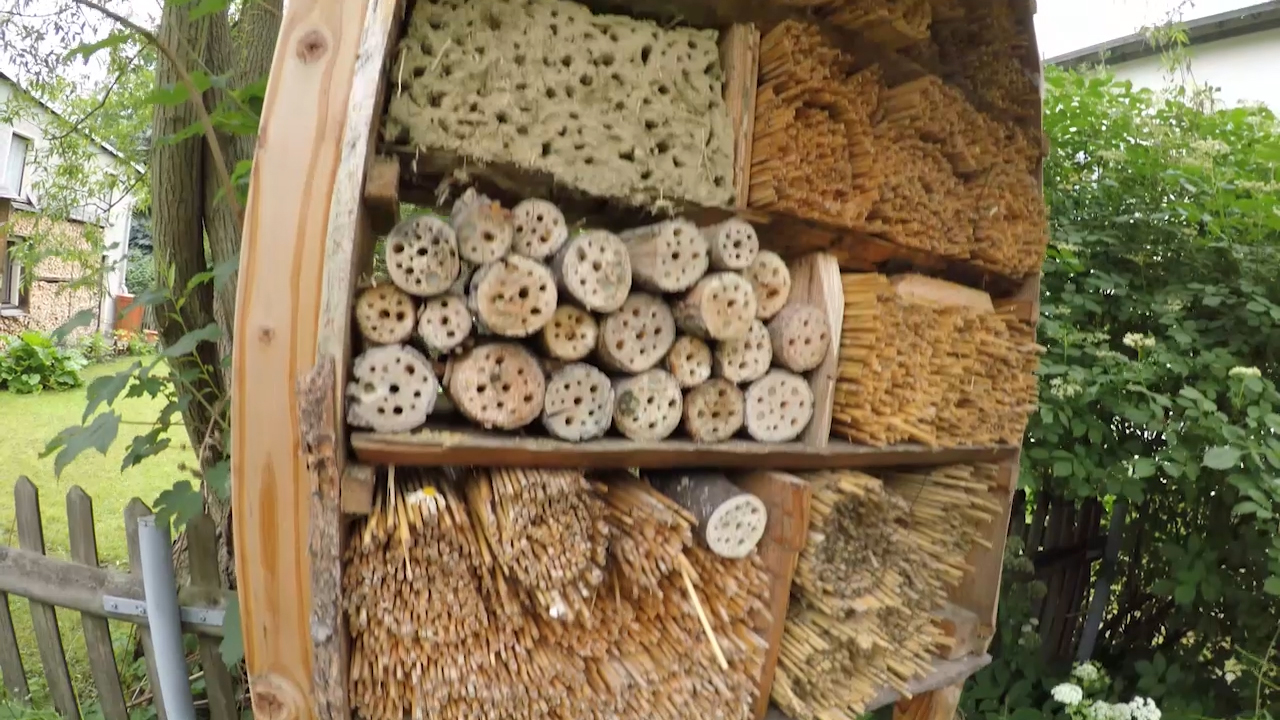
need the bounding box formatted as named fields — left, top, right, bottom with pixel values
left=612, top=369, right=683, bottom=441
left=417, top=293, right=472, bottom=354
left=468, top=255, right=557, bottom=338
left=346, top=344, right=438, bottom=433
left=743, top=250, right=792, bottom=320
left=551, top=230, right=632, bottom=313
left=682, top=378, right=746, bottom=444
left=354, top=284, right=416, bottom=345
left=385, top=215, right=462, bottom=297
left=541, top=305, right=598, bottom=361
left=666, top=335, right=713, bottom=389
left=714, top=319, right=772, bottom=384
left=511, top=198, right=569, bottom=260
left=768, top=304, right=831, bottom=373
left=447, top=343, right=546, bottom=430
left=451, top=189, right=513, bottom=265
left=542, top=363, right=614, bottom=441
left=650, top=471, right=768, bottom=558
left=744, top=369, right=814, bottom=443
left=674, top=272, right=758, bottom=341
left=596, top=293, right=677, bottom=374
left=621, top=219, right=709, bottom=293
left=701, top=218, right=759, bottom=271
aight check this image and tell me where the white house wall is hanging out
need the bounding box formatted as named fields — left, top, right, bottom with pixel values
left=1100, top=26, right=1280, bottom=109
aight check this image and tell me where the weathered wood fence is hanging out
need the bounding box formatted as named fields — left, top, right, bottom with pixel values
left=0, top=477, right=236, bottom=720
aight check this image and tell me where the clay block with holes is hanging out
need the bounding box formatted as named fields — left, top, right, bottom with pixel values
left=447, top=343, right=546, bottom=430
left=354, top=284, right=417, bottom=345
left=541, top=305, right=598, bottom=361
left=666, top=335, right=713, bottom=389
left=701, top=218, right=759, bottom=271
left=743, top=250, right=792, bottom=320
left=682, top=378, right=746, bottom=443
left=346, top=344, right=439, bottom=433
left=417, top=293, right=473, bottom=354
left=714, top=318, right=772, bottom=383
left=467, top=255, right=557, bottom=337
left=649, top=471, right=767, bottom=558
left=512, top=198, right=569, bottom=260
left=451, top=188, right=513, bottom=264
left=621, top=220, right=710, bottom=293
left=768, top=304, right=831, bottom=373
left=674, top=271, right=757, bottom=341
left=551, top=230, right=631, bottom=313
left=596, top=293, right=677, bottom=373
left=385, top=215, right=462, bottom=297
left=613, top=369, right=683, bottom=441
left=744, top=369, right=814, bottom=442
left=542, top=362, right=614, bottom=441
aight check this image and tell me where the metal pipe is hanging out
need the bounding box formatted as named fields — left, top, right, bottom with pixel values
left=138, top=515, right=197, bottom=720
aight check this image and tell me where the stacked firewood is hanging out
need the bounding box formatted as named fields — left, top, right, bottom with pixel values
left=749, top=20, right=1046, bottom=278
left=777, top=0, right=933, bottom=49
left=832, top=273, right=1040, bottom=447
left=347, top=191, right=831, bottom=444
left=773, top=464, right=1001, bottom=719
left=345, top=468, right=771, bottom=720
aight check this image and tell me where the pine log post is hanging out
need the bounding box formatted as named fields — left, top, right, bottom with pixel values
left=674, top=272, right=758, bottom=340
left=511, top=198, right=569, bottom=260
left=745, top=369, right=814, bottom=442
left=467, top=255, right=557, bottom=337
left=542, top=363, right=614, bottom=441
left=346, top=344, right=439, bottom=432
left=649, top=471, right=768, bottom=559
left=597, top=293, right=677, bottom=373
left=613, top=369, right=683, bottom=440
left=683, top=378, right=746, bottom=443
left=551, top=230, right=632, bottom=313
left=715, top=318, right=772, bottom=383
left=621, top=219, right=709, bottom=293
left=744, top=250, right=792, bottom=320
left=353, top=284, right=416, bottom=345
left=541, top=305, right=599, bottom=361
left=666, top=335, right=713, bottom=388
left=385, top=215, right=461, bottom=297
left=701, top=218, right=760, bottom=271
left=451, top=188, right=513, bottom=264
left=447, top=343, right=546, bottom=430
left=416, top=294, right=472, bottom=354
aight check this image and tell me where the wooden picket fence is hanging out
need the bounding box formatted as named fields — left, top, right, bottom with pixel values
left=0, top=477, right=237, bottom=720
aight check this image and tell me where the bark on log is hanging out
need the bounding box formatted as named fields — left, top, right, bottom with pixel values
left=744, top=250, right=792, bottom=320
left=542, top=363, right=614, bottom=441
left=649, top=471, right=768, bottom=559
left=467, top=256, right=557, bottom=338
left=621, top=219, right=709, bottom=293
left=451, top=188, right=513, bottom=265
left=666, top=335, right=713, bottom=389
left=447, top=343, right=546, bottom=430
left=744, top=369, right=814, bottom=442
left=386, top=215, right=461, bottom=297
left=701, top=218, right=760, bottom=271
left=541, top=305, right=599, bottom=361
left=354, top=284, right=416, bottom=345
left=613, top=369, right=683, bottom=441
left=551, top=230, right=632, bottom=313
left=682, top=379, right=746, bottom=444
left=346, top=344, right=439, bottom=433
left=674, top=272, right=758, bottom=341
left=416, top=294, right=472, bottom=354
left=714, top=318, right=772, bottom=383
left=511, top=198, right=569, bottom=260
left=768, top=304, right=831, bottom=373
left=597, top=293, right=677, bottom=373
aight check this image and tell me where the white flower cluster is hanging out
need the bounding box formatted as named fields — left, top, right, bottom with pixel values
left=1081, top=331, right=1110, bottom=345
left=1049, top=377, right=1083, bottom=399
left=1122, top=333, right=1156, bottom=350
left=1071, top=661, right=1103, bottom=684
left=1093, top=349, right=1128, bottom=362
left=1189, top=138, right=1230, bottom=157
left=1056, top=241, right=1083, bottom=253
left=1051, top=683, right=1085, bottom=707
left=1229, top=366, right=1262, bottom=378
left=1236, top=179, right=1280, bottom=194
left=1162, top=298, right=1186, bottom=313
left=1127, top=696, right=1161, bottom=720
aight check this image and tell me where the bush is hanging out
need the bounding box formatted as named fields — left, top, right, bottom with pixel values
left=0, top=331, right=88, bottom=393
left=76, top=331, right=115, bottom=364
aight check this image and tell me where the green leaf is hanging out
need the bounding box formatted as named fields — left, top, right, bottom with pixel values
left=1174, top=582, right=1196, bottom=605
left=1234, top=501, right=1263, bottom=517
left=50, top=308, right=98, bottom=344
left=188, top=0, right=232, bottom=20
left=205, top=459, right=231, bottom=501
left=1132, top=457, right=1157, bottom=478
left=221, top=595, right=244, bottom=667
left=1009, top=709, right=1041, bottom=720
left=48, top=412, right=121, bottom=478
left=1265, top=577, right=1280, bottom=596
left=65, top=32, right=131, bottom=62
left=162, top=323, right=223, bottom=358
left=144, top=82, right=191, bottom=107
left=1204, top=446, right=1243, bottom=470
left=83, top=362, right=141, bottom=423
left=1052, top=459, right=1074, bottom=478
left=154, top=480, right=204, bottom=530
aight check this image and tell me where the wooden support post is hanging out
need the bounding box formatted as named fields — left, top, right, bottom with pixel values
left=363, top=156, right=401, bottom=235
left=125, top=499, right=167, bottom=720
left=894, top=681, right=963, bottom=720
left=188, top=515, right=238, bottom=720
left=66, top=487, right=129, bottom=720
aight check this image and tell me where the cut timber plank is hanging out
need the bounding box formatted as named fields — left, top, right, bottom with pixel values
left=718, top=24, right=759, bottom=209
left=763, top=654, right=990, bottom=720
left=733, top=471, right=810, bottom=720
left=363, top=155, right=401, bottom=234
left=936, top=603, right=982, bottom=661
left=0, top=581, right=30, bottom=703
left=66, top=487, right=128, bottom=720
left=351, top=427, right=1018, bottom=469
left=340, top=465, right=377, bottom=516
left=786, top=253, right=841, bottom=446
left=125, top=499, right=166, bottom=720
left=894, top=681, right=964, bottom=720
left=187, top=516, right=237, bottom=720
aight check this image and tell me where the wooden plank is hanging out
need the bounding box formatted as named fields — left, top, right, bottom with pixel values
left=732, top=471, right=810, bottom=720
left=718, top=23, right=759, bottom=209
left=363, top=156, right=401, bottom=234
left=65, top=487, right=128, bottom=720
left=14, top=478, right=79, bottom=720
left=786, top=253, right=842, bottom=447
left=950, top=460, right=1020, bottom=653
left=0, top=587, right=29, bottom=702
left=764, top=654, right=991, bottom=720
left=231, top=0, right=371, bottom=717
left=340, top=465, right=377, bottom=516
left=893, top=681, right=964, bottom=720
left=187, top=515, right=237, bottom=720
left=351, top=428, right=1019, bottom=469
left=935, top=603, right=981, bottom=661
left=125, top=498, right=167, bottom=720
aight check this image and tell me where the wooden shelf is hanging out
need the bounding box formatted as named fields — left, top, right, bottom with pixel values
left=350, top=427, right=1017, bottom=469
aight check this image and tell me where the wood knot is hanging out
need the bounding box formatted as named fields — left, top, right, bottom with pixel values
left=296, top=30, right=328, bottom=63
left=249, top=673, right=306, bottom=720
left=258, top=326, right=275, bottom=344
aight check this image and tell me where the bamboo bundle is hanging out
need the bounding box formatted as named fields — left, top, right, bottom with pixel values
left=825, top=0, right=932, bottom=49
left=861, top=126, right=973, bottom=259
left=969, top=163, right=1049, bottom=276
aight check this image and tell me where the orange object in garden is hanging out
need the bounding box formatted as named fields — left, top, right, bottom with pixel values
left=114, top=293, right=143, bottom=333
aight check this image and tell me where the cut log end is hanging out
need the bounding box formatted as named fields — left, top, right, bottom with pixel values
left=386, top=215, right=461, bottom=297
left=706, top=493, right=768, bottom=559
left=622, top=219, right=710, bottom=293
left=597, top=293, right=677, bottom=374
left=744, top=369, right=814, bottom=443
left=675, top=272, right=758, bottom=341
left=512, top=198, right=569, bottom=260
left=451, top=189, right=513, bottom=265
left=542, top=305, right=599, bottom=361
left=417, top=293, right=473, bottom=354
left=613, top=369, right=683, bottom=441
left=702, top=218, right=760, bottom=271
left=354, top=284, right=416, bottom=345
left=744, top=250, right=792, bottom=320
left=542, top=363, right=614, bottom=442
left=714, top=319, right=772, bottom=384
left=468, top=255, right=557, bottom=338
left=768, top=304, right=831, bottom=373
left=553, top=230, right=632, bottom=313
left=666, top=335, right=713, bottom=389
left=683, top=378, right=745, bottom=443
left=447, top=343, right=546, bottom=430
left=346, top=344, right=438, bottom=433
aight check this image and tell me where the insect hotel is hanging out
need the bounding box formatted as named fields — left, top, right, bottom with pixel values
left=231, top=0, right=1045, bottom=719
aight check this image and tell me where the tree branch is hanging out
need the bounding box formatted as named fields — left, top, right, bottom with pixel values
left=68, top=0, right=244, bottom=227
left=45, top=46, right=144, bottom=143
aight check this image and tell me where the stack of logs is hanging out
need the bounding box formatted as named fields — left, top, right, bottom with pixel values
left=347, top=189, right=831, bottom=444
left=832, top=273, right=1040, bottom=447
left=345, top=468, right=771, bottom=720
left=773, top=463, right=1002, bottom=720
left=749, top=19, right=1046, bottom=278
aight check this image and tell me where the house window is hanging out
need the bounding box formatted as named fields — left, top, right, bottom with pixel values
left=3, top=133, right=30, bottom=195
left=0, top=239, right=26, bottom=311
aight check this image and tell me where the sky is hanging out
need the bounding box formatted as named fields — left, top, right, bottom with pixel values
left=1034, top=0, right=1265, bottom=58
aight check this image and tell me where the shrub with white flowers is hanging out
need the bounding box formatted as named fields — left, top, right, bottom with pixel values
left=1122, top=333, right=1156, bottom=350
left=1051, top=665, right=1161, bottom=720
left=1229, top=366, right=1262, bottom=379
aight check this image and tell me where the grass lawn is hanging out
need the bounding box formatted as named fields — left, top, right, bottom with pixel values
left=0, top=358, right=192, bottom=713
